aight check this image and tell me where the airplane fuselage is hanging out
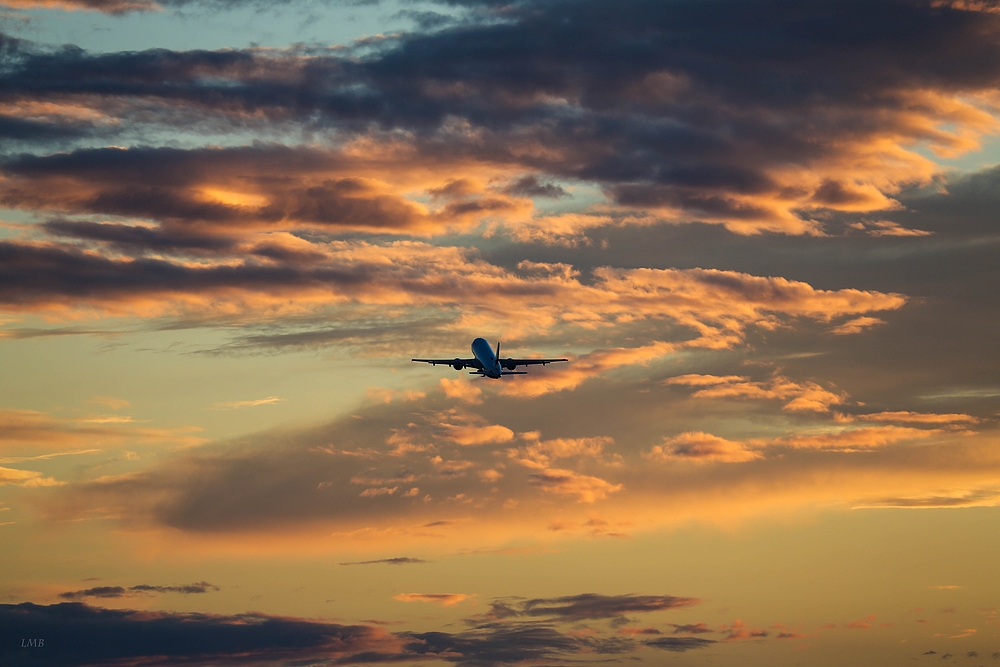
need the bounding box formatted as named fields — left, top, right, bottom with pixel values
left=471, top=337, right=503, bottom=378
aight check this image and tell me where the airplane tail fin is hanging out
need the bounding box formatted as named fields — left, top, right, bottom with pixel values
left=496, top=341, right=500, bottom=359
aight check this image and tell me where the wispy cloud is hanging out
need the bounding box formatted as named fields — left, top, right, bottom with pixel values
left=485, top=593, right=700, bottom=623
left=0, top=466, right=63, bottom=487
left=58, top=581, right=220, bottom=600
left=393, top=593, right=472, bottom=606
left=340, top=557, right=428, bottom=566
left=211, top=396, right=285, bottom=410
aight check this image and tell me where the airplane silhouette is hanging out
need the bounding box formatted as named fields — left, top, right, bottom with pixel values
left=413, top=337, right=567, bottom=379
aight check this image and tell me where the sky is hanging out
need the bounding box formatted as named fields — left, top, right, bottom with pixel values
left=1, top=0, right=1000, bottom=665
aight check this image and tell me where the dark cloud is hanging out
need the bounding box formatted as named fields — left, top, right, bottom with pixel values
left=671, top=622, right=713, bottom=634
left=404, top=622, right=632, bottom=666
left=862, top=490, right=1000, bottom=508
left=502, top=176, right=569, bottom=199
left=0, top=601, right=686, bottom=667
left=490, top=593, right=700, bottom=622
left=6, top=0, right=1000, bottom=233
left=0, top=115, right=92, bottom=142
left=646, top=635, right=716, bottom=652
left=0, top=240, right=337, bottom=309
left=42, top=219, right=238, bottom=255
left=339, top=557, right=427, bottom=565
left=58, top=581, right=220, bottom=600
left=0, top=602, right=387, bottom=667
left=0, top=146, right=432, bottom=234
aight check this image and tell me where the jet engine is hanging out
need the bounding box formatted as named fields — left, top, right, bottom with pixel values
left=453, top=358, right=464, bottom=371
left=504, top=358, right=517, bottom=371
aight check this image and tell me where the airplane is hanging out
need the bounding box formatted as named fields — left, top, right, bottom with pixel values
left=413, top=337, right=568, bottom=379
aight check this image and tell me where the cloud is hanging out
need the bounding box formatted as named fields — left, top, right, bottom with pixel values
left=89, top=396, right=130, bottom=410
left=440, top=378, right=483, bottom=404
left=6, top=0, right=1000, bottom=238
left=0, top=408, right=204, bottom=452
left=722, top=619, right=769, bottom=641
left=403, top=620, right=631, bottom=665
left=340, top=557, right=428, bottom=566
left=845, top=614, right=877, bottom=629
left=211, top=396, right=285, bottom=410
left=772, top=623, right=810, bottom=640
left=29, top=377, right=1000, bottom=539
left=831, top=316, right=887, bottom=335
left=1, top=145, right=532, bottom=238
left=0, top=238, right=904, bottom=365
left=502, top=175, right=570, bottom=199
left=617, top=626, right=661, bottom=635
left=528, top=468, right=622, bottom=503
left=0, top=466, right=63, bottom=487
left=0, top=449, right=100, bottom=465
left=393, top=593, right=472, bottom=606
left=645, top=636, right=716, bottom=651
left=2, top=0, right=159, bottom=12
left=2, top=593, right=697, bottom=667
left=768, top=425, right=941, bottom=451
left=0, top=602, right=398, bottom=667
left=487, top=593, right=700, bottom=623
left=856, top=488, right=1000, bottom=509
left=665, top=374, right=847, bottom=412
left=671, top=622, right=713, bottom=634
left=58, top=581, right=220, bottom=600
left=499, top=342, right=679, bottom=398
left=646, top=432, right=762, bottom=464
left=359, top=487, right=398, bottom=498
left=645, top=422, right=946, bottom=463
left=508, top=432, right=614, bottom=469
left=439, top=423, right=514, bottom=447
left=855, top=411, right=979, bottom=425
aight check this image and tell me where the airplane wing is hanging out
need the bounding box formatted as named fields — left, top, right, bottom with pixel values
left=502, top=358, right=568, bottom=368
left=411, top=357, right=483, bottom=370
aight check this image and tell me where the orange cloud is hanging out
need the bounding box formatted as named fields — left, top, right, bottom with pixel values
left=767, top=426, right=940, bottom=451
left=665, top=374, right=847, bottom=412
left=440, top=378, right=483, bottom=404
left=721, top=619, right=768, bottom=641
left=855, top=411, right=979, bottom=425
left=0, top=466, right=64, bottom=487
left=0, top=409, right=205, bottom=453
left=499, top=342, right=677, bottom=398
left=831, top=316, right=887, bottom=335
left=845, top=614, right=877, bottom=629
left=528, top=468, right=622, bottom=503
left=211, top=396, right=285, bottom=410
left=0, top=145, right=540, bottom=239
left=1, top=239, right=905, bottom=362
left=392, top=593, right=472, bottom=606
left=440, top=423, right=515, bottom=447
left=509, top=433, right=614, bottom=469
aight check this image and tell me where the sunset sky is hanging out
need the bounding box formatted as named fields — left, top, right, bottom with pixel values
left=2, top=0, right=1000, bottom=665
